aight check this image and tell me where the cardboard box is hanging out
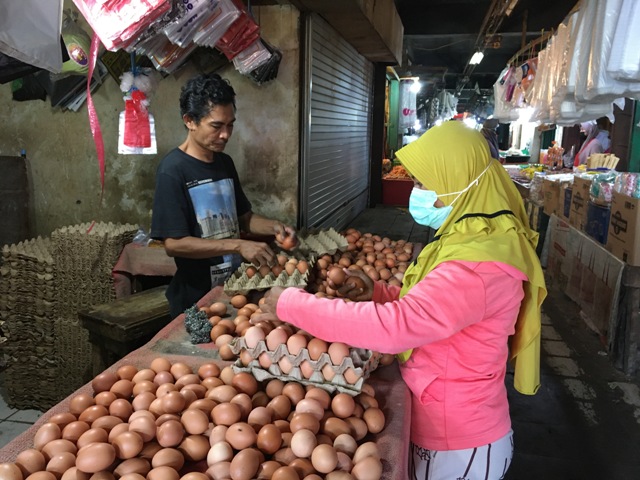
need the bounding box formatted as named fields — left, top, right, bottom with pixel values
left=563, top=188, right=572, bottom=220
left=569, top=176, right=592, bottom=230
left=542, top=178, right=561, bottom=216
left=606, top=191, right=640, bottom=266
left=584, top=201, right=610, bottom=244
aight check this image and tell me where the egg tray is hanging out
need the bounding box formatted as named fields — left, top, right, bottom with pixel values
left=223, top=255, right=315, bottom=296
left=294, top=228, right=349, bottom=256
left=229, top=337, right=381, bottom=395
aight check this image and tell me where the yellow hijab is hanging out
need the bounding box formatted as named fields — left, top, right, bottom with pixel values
left=394, top=121, right=547, bottom=395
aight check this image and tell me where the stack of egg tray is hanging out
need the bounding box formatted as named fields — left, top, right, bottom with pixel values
left=230, top=337, right=381, bottom=395
left=0, top=237, right=58, bottom=410
left=224, top=252, right=314, bottom=296
left=52, top=222, right=137, bottom=400
left=295, top=228, right=349, bottom=256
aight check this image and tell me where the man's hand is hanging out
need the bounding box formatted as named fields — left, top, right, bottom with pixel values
left=274, top=223, right=298, bottom=250
left=238, top=240, right=276, bottom=267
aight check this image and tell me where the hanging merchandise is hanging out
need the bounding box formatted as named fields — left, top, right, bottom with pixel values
left=232, top=39, right=271, bottom=75
left=60, top=10, right=91, bottom=76
left=215, top=0, right=260, bottom=60
left=163, top=0, right=221, bottom=48
left=118, top=65, right=159, bottom=154
left=72, top=0, right=171, bottom=52
left=399, top=80, right=417, bottom=129
left=0, top=0, right=64, bottom=73
left=192, top=0, right=241, bottom=48
left=248, top=40, right=282, bottom=85
left=607, top=0, right=640, bottom=82
left=135, top=31, right=198, bottom=74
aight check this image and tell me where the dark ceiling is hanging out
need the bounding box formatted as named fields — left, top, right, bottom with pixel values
left=393, top=0, right=578, bottom=113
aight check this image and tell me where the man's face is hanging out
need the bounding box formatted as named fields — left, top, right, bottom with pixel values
left=185, top=103, right=236, bottom=153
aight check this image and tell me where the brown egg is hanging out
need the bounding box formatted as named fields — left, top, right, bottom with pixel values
left=178, top=434, right=210, bottom=461
left=129, top=414, right=157, bottom=442
left=61, top=420, right=90, bottom=443
left=41, top=439, right=77, bottom=461
left=286, top=334, right=308, bottom=356
left=265, top=328, right=289, bottom=352
left=362, top=408, right=385, bottom=434
left=344, top=417, right=368, bottom=441
left=267, top=395, right=292, bottom=421
left=208, top=425, right=229, bottom=446
left=180, top=408, right=209, bottom=435
left=153, top=371, right=175, bottom=386
left=333, top=433, right=358, bottom=457
left=328, top=343, right=350, bottom=366
left=133, top=380, right=158, bottom=397
left=197, top=362, right=221, bottom=379
left=350, top=455, right=382, bottom=480
left=307, top=338, right=329, bottom=361
left=212, top=402, right=242, bottom=426
left=182, top=384, right=207, bottom=399
left=91, top=371, right=119, bottom=394
left=352, top=442, right=379, bottom=464
left=25, top=472, right=57, bottom=480
left=243, top=326, right=266, bottom=349
left=342, top=368, right=361, bottom=385
left=323, top=417, right=352, bottom=440
left=156, top=420, right=185, bottom=447
left=151, top=448, right=185, bottom=470
left=76, top=428, right=109, bottom=449
left=94, top=391, right=117, bottom=408
left=256, top=424, right=282, bottom=454
left=295, top=398, right=324, bottom=420
left=34, top=423, right=62, bottom=450
left=291, top=429, right=318, bottom=458
left=118, top=474, right=146, bottom=480
left=138, top=441, right=162, bottom=461
left=331, top=393, right=355, bottom=419
left=15, top=449, right=46, bottom=477
left=117, top=365, right=138, bottom=381
left=209, top=302, right=228, bottom=317
left=112, top=458, right=151, bottom=478
left=188, top=398, right=217, bottom=415
left=108, top=423, right=131, bottom=443
left=75, top=442, right=116, bottom=473
left=228, top=448, right=262, bottom=480
left=327, top=267, right=346, bottom=285
left=132, top=368, right=156, bottom=383
left=91, top=415, right=123, bottom=433
left=146, top=466, right=179, bottom=480
left=305, top=388, right=331, bottom=410
left=69, top=395, right=95, bottom=416
left=230, top=294, right=248, bottom=308
left=225, top=422, right=257, bottom=450
left=109, top=398, right=134, bottom=421
left=290, top=412, right=320, bottom=434
left=271, top=466, right=300, bottom=480
left=110, top=379, right=134, bottom=399
left=247, top=406, right=272, bottom=432
left=60, top=467, right=91, bottom=480
left=311, top=444, right=338, bottom=474
left=179, top=474, right=209, bottom=480
left=161, top=391, right=186, bottom=414
left=256, top=461, right=282, bottom=480
left=290, top=458, right=316, bottom=478
left=273, top=447, right=297, bottom=466
left=112, top=431, right=144, bottom=459
left=47, top=413, right=77, bottom=430
left=46, top=451, right=76, bottom=477
left=0, top=462, right=24, bottom=480
left=282, top=383, right=306, bottom=406
left=207, top=385, right=238, bottom=403
left=251, top=391, right=270, bottom=409
left=175, top=373, right=200, bottom=390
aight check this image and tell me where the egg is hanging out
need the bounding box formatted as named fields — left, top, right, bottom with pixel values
left=75, top=442, right=116, bottom=473
left=46, top=451, right=76, bottom=478
left=229, top=448, right=262, bottom=480
left=295, top=398, right=324, bottom=420
left=109, top=398, right=134, bottom=421
left=256, top=424, right=282, bottom=454
left=356, top=393, right=378, bottom=410
left=271, top=466, right=300, bottom=480
left=286, top=334, right=308, bottom=356
left=112, top=431, right=144, bottom=459
left=117, top=365, right=138, bottom=381
left=151, top=448, right=185, bottom=470
left=61, top=420, right=90, bottom=443
left=299, top=361, right=315, bottom=379
left=69, top=395, right=95, bottom=416
left=362, top=408, right=385, bottom=434
left=323, top=417, right=351, bottom=440
left=41, top=439, right=77, bottom=461
left=331, top=393, right=355, bottom=418
left=197, top=362, right=221, bottom=379
left=327, top=267, right=346, bottom=285
left=180, top=473, right=209, bottom=480
left=290, top=429, right=317, bottom=458
left=146, top=467, right=179, bottom=480
left=350, top=455, right=382, bottom=480
left=94, top=391, right=117, bottom=407
left=209, top=302, right=228, bottom=317
left=311, top=444, right=339, bottom=474
left=206, top=461, right=231, bottom=480
left=247, top=407, right=272, bottom=432
left=256, top=461, right=282, bottom=480
left=344, top=417, right=368, bottom=441
left=47, top=413, right=77, bottom=430
left=34, top=423, right=62, bottom=450
left=327, top=342, right=350, bottom=366
left=108, top=423, right=131, bottom=443
left=282, top=383, right=306, bottom=406
left=157, top=420, right=185, bottom=447
left=225, top=422, right=257, bottom=450
left=305, top=388, right=331, bottom=410
left=91, top=371, right=119, bottom=394
left=0, top=462, right=23, bottom=480
left=290, top=412, right=320, bottom=435
left=24, top=472, right=56, bottom=480
left=178, top=434, right=210, bottom=461
left=180, top=408, right=209, bottom=435
left=129, top=414, right=157, bottom=442
left=161, top=391, right=186, bottom=414
left=208, top=385, right=238, bottom=403
left=110, top=379, right=135, bottom=399
left=118, top=474, right=146, bottom=480
left=212, top=402, right=242, bottom=426
left=230, top=294, right=248, bottom=308
left=132, top=368, right=156, bottom=383
left=267, top=395, right=292, bottom=421
left=207, top=441, right=234, bottom=465
left=307, top=338, right=329, bottom=361
left=76, top=428, right=109, bottom=449
left=112, top=458, right=151, bottom=478
left=208, top=425, right=229, bottom=446
left=243, top=326, right=266, bottom=349
left=231, top=372, right=258, bottom=396
left=352, top=441, right=379, bottom=463
left=15, top=449, right=46, bottom=477
left=60, top=467, right=91, bottom=480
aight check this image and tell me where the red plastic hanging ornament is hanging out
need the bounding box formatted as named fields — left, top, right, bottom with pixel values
left=124, top=89, right=151, bottom=148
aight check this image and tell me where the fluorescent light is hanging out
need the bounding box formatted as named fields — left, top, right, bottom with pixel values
left=410, top=79, right=421, bottom=93
left=463, top=117, right=478, bottom=129
left=414, top=120, right=422, bottom=130
left=469, top=51, right=484, bottom=65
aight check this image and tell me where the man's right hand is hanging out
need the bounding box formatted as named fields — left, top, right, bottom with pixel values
left=238, top=240, right=276, bottom=267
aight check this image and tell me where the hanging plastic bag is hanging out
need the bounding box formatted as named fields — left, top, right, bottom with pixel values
left=118, top=68, right=159, bottom=154
left=163, top=0, right=221, bottom=48
left=193, top=0, right=241, bottom=48
left=0, top=0, right=64, bottom=73
left=607, top=0, right=640, bottom=82
left=399, top=80, right=417, bottom=129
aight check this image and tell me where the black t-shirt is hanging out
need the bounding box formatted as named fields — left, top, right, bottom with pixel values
left=151, top=148, right=252, bottom=316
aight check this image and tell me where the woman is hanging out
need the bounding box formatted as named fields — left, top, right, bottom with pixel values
left=574, top=120, right=611, bottom=166
left=259, top=121, right=546, bottom=479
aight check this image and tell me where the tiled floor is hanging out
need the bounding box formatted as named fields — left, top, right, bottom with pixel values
left=1, top=205, right=639, bottom=479
left=0, top=372, right=43, bottom=449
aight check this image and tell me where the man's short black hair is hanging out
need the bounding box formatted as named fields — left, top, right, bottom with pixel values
left=179, top=73, right=236, bottom=124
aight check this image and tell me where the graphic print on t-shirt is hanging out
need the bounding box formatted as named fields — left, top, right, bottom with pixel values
left=187, top=178, right=239, bottom=240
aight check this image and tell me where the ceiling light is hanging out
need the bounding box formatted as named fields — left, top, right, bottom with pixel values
left=469, top=51, right=484, bottom=65
left=410, top=79, right=421, bottom=93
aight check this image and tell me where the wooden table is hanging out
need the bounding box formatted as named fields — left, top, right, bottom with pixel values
left=112, top=243, right=177, bottom=298
left=1, top=286, right=412, bottom=479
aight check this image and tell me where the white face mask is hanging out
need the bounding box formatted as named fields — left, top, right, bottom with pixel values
left=408, top=163, right=492, bottom=229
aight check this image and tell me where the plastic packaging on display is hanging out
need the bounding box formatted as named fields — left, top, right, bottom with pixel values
left=232, top=39, right=271, bottom=75
left=163, top=0, right=221, bottom=48
left=607, top=0, right=640, bottom=82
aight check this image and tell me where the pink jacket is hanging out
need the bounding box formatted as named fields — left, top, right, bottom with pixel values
left=276, top=260, right=527, bottom=451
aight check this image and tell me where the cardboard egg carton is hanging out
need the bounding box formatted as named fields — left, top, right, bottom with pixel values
left=295, top=228, right=349, bottom=256
left=229, top=337, right=381, bottom=395
left=224, top=262, right=311, bottom=296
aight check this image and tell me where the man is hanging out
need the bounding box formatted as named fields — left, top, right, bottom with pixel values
left=151, top=73, right=296, bottom=318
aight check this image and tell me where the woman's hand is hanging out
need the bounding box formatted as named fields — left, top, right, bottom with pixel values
left=330, top=269, right=374, bottom=301
left=250, top=286, right=286, bottom=324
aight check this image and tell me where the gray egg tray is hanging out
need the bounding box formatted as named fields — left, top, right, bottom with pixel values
left=295, top=228, right=349, bottom=256
left=229, top=336, right=381, bottom=395
left=224, top=259, right=312, bottom=296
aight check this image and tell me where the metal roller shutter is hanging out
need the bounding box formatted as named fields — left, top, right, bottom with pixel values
left=300, top=13, right=374, bottom=229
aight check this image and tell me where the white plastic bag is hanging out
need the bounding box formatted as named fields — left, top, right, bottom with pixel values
left=0, top=0, right=64, bottom=73
left=607, top=0, right=640, bottom=82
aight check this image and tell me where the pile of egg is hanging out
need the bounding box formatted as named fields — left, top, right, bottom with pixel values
left=310, top=230, right=414, bottom=297
left=0, top=358, right=385, bottom=480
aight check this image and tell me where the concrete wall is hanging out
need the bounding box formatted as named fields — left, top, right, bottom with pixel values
left=0, top=3, right=300, bottom=238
